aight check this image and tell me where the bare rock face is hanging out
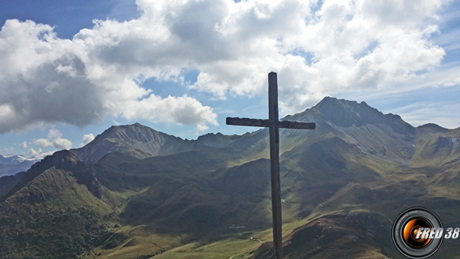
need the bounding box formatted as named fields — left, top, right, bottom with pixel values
left=71, top=123, right=190, bottom=162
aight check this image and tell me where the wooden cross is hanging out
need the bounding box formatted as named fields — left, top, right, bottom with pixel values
left=226, top=72, right=315, bottom=259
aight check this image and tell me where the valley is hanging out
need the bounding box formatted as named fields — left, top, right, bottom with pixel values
left=1, top=97, right=460, bottom=258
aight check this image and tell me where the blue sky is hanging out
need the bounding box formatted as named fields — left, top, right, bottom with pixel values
left=0, top=0, right=459, bottom=158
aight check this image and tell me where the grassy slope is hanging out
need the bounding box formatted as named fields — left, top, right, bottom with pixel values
left=144, top=125, right=460, bottom=258
left=2, top=117, right=460, bottom=258
left=81, top=124, right=460, bottom=259
left=243, top=124, right=460, bottom=258
left=0, top=167, right=114, bottom=258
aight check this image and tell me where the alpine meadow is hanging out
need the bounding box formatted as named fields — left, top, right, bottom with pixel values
left=1, top=98, right=460, bottom=258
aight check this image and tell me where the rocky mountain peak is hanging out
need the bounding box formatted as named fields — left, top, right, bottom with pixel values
left=288, top=97, right=414, bottom=138
left=71, top=123, right=192, bottom=162
left=102, top=122, right=167, bottom=141
left=311, top=97, right=384, bottom=127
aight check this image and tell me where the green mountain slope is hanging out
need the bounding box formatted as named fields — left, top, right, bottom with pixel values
left=1, top=97, right=460, bottom=259
left=0, top=151, right=115, bottom=259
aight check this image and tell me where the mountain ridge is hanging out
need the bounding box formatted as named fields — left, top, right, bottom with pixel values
left=70, top=122, right=244, bottom=162
left=70, top=96, right=429, bottom=164
left=1, top=96, right=460, bottom=258
left=47, top=96, right=452, bottom=167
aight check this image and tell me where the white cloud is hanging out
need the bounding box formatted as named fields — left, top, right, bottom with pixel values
left=81, top=133, right=95, bottom=147
left=28, top=148, right=54, bottom=160
left=120, top=95, right=218, bottom=132
left=0, top=0, right=455, bottom=133
left=34, top=138, right=53, bottom=148
left=392, top=102, right=460, bottom=129
left=19, top=141, right=28, bottom=149
left=53, top=138, right=72, bottom=150
left=48, top=129, right=63, bottom=140
left=33, top=129, right=73, bottom=150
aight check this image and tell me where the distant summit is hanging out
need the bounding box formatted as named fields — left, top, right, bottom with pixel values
left=2, top=97, right=460, bottom=258
left=302, top=97, right=410, bottom=129
left=0, top=154, right=38, bottom=177
left=71, top=123, right=190, bottom=162
left=71, top=123, right=243, bottom=162
left=280, top=97, right=418, bottom=163
left=66, top=97, right=457, bottom=166
left=72, top=97, right=421, bottom=163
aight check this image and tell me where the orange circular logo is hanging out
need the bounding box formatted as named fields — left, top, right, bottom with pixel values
left=392, top=207, right=443, bottom=258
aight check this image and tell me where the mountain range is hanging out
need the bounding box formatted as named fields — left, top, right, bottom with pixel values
left=1, top=97, right=460, bottom=259
left=0, top=154, right=38, bottom=177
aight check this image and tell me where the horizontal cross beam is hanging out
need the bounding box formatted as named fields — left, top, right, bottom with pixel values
left=226, top=117, right=316, bottom=129
left=226, top=72, right=317, bottom=259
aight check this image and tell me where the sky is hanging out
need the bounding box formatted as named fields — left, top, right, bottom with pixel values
left=0, top=0, right=459, bottom=158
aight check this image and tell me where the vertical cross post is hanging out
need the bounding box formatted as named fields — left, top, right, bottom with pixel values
left=268, top=72, right=283, bottom=259
left=226, top=72, right=315, bottom=259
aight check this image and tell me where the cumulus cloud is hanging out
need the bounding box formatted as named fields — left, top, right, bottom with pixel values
left=28, top=148, right=54, bottom=160
left=392, top=102, right=460, bottom=129
left=0, top=0, right=453, bottom=132
left=120, top=95, right=218, bottom=132
left=34, top=139, right=53, bottom=148
left=48, top=129, right=63, bottom=140
left=53, top=138, right=72, bottom=150
left=19, top=141, right=28, bottom=149
left=33, top=129, right=73, bottom=150
left=81, top=133, right=95, bottom=147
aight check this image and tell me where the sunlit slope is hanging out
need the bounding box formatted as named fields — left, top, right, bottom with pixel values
left=0, top=151, right=115, bottom=259
left=410, top=124, right=460, bottom=167
left=245, top=102, right=460, bottom=258
left=1, top=97, right=460, bottom=258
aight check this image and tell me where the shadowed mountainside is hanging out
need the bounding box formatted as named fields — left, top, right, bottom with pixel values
left=1, top=97, right=460, bottom=259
